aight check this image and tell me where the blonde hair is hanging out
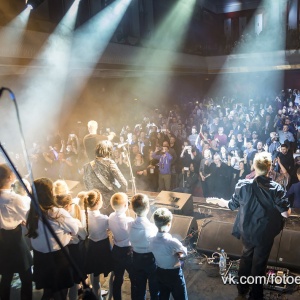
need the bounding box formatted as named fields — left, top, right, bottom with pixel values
left=55, top=193, right=81, bottom=222
left=53, top=180, right=69, bottom=196
left=12, top=179, right=31, bottom=196
left=77, top=191, right=87, bottom=210
left=110, top=192, right=128, bottom=211
left=84, top=189, right=102, bottom=235
left=253, top=152, right=272, bottom=175
left=88, top=120, right=98, bottom=130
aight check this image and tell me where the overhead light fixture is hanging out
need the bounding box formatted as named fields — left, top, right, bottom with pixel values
left=25, top=0, right=46, bottom=10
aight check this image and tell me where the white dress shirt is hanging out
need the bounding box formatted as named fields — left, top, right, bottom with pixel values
left=86, top=210, right=109, bottom=242
left=149, top=232, right=187, bottom=269
left=128, top=216, right=157, bottom=253
left=0, top=190, right=29, bottom=230
left=108, top=211, right=134, bottom=247
left=69, top=218, right=87, bottom=245
left=31, top=207, right=78, bottom=253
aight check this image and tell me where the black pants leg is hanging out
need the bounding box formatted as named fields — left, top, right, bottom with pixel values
left=238, top=238, right=274, bottom=299
left=0, top=272, right=14, bottom=300
left=19, top=268, right=32, bottom=300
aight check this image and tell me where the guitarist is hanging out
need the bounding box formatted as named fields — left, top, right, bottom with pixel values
left=83, top=140, right=128, bottom=215
left=220, top=152, right=290, bottom=300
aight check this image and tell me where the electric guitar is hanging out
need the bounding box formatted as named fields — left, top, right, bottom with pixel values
left=206, top=197, right=228, bottom=208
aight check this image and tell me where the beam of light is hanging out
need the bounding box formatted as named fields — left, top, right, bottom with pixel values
left=25, top=0, right=46, bottom=10
left=63, top=0, right=132, bottom=103
left=0, top=8, right=31, bottom=152
left=206, top=0, right=287, bottom=100
left=15, top=0, right=80, bottom=140
left=145, top=0, right=197, bottom=52
left=122, top=0, right=197, bottom=105
left=0, top=8, right=31, bottom=57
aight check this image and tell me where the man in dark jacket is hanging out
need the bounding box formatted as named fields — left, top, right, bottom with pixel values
left=220, top=152, right=290, bottom=300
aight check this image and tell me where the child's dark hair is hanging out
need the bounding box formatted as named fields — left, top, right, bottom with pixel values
left=153, top=208, right=173, bottom=232
left=26, top=177, right=56, bottom=239
left=131, top=193, right=149, bottom=216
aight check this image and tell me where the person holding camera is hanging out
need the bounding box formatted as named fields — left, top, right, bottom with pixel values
left=152, top=145, right=173, bottom=191
left=180, top=141, right=194, bottom=169
left=172, top=163, right=198, bottom=194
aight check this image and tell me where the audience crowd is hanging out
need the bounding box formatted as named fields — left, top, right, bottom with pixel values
left=5, top=88, right=300, bottom=207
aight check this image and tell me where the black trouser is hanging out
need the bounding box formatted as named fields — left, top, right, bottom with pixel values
left=132, top=252, right=159, bottom=300
left=0, top=268, right=32, bottom=300
left=156, top=267, right=187, bottom=300
left=111, top=245, right=134, bottom=300
left=237, top=238, right=274, bottom=300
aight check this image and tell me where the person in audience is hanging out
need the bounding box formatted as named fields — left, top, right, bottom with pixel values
left=152, top=145, right=173, bottom=191
left=149, top=208, right=188, bottom=300
left=209, top=153, right=232, bottom=199
left=172, top=163, right=198, bottom=194
left=268, top=157, right=290, bottom=191
left=199, top=148, right=213, bottom=197
left=278, top=124, right=295, bottom=145
left=0, top=164, right=32, bottom=300
left=128, top=193, right=159, bottom=300
left=286, top=167, right=300, bottom=208
left=108, top=192, right=135, bottom=300
left=27, top=177, right=78, bottom=300
left=132, top=153, right=148, bottom=191
left=276, top=143, right=294, bottom=176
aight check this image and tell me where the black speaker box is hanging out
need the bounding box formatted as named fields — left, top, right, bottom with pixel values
left=169, top=215, right=198, bottom=245
left=196, top=220, right=300, bottom=270
left=276, top=229, right=300, bottom=269
left=196, top=220, right=243, bottom=257
left=152, top=190, right=194, bottom=216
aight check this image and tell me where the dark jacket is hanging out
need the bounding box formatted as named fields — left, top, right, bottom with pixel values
left=228, top=176, right=290, bottom=245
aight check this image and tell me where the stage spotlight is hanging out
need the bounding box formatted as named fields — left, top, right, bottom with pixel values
left=25, top=0, right=46, bottom=10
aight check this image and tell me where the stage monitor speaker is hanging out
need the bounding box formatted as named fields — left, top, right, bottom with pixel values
left=152, top=191, right=193, bottom=216
left=196, top=220, right=299, bottom=269
left=65, top=180, right=81, bottom=195
left=169, top=215, right=198, bottom=246
left=196, top=220, right=243, bottom=258
left=276, top=229, right=300, bottom=270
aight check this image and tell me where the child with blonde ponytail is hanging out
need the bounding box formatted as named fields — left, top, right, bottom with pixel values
left=55, top=193, right=87, bottom=300
left=84, top=189, right=113, bottom=299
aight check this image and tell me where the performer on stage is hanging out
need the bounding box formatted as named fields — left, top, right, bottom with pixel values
left=83, top=140, right=128, bottom=215
left=220, top=152, right=291, bottom=300
left=83, top=120, right=106, bottom=162
left=0, top=164, right=32, bottom=300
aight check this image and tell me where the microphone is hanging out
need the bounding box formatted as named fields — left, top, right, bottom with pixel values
left=117, top=142, right=128, bottom=149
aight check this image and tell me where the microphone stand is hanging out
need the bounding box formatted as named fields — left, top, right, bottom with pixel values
left=122, top=144, right=136, bottom=196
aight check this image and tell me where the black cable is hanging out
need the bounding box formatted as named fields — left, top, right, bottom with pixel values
left=0, top=87, right=90, bottom=291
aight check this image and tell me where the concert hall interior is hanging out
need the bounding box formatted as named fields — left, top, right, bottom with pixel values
left=2, top=0, right=300, bottom=299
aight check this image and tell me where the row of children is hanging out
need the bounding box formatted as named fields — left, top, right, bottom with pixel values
left=0, top=163, right=188, bottom=300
